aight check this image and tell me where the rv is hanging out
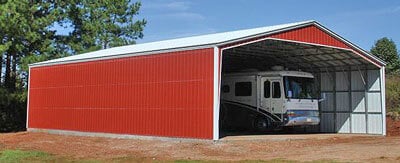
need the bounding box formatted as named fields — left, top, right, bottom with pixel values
left=220, top=67, right=321, bottom=131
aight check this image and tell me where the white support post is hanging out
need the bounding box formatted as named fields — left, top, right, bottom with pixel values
left=213, top=46, right=220, bottom=140
left=380, top=67, right=386, bottom=136
left=26, top=67, right=31, bottom=129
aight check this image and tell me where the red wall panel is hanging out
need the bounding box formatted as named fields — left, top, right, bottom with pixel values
left=269, top=25, right=351, bottom=49
left=28, top=48, right=214, bottom=139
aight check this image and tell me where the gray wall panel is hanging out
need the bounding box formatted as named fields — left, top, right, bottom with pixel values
left=321, top=113, right=335, bottom=132
left=351, top=114, right=366, bottom=133
left=368, top=70, right=380, bottom=91
left=367, top=92, right=382, bottom=112
left=351, top=71, right=365, bottom=91
left=352, top=92, right=365, bottom=112
left=336, top=92, right=349, bottom=112
left=336, top=113, right=350, bottom=133
left=368, top=114, right=383, bottom=134
left=336, top=72, right=349, bottom=91
left=321, top=93, right=334, bottom=112
left=321, top=72, right=334, bottom=91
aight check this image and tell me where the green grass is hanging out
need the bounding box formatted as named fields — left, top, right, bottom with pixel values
left=0, top=149, right=51, bottom=162
left=0, top=150, right=341, bottom=163
left=0, top=149, right=101, bottom=163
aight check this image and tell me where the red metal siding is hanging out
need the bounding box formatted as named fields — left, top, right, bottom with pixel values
left=28, top=48, right=214, bottom=139
left=269, top=25, right=382, bottom=67
left=269, top=25, right=351, bottom=49
left=220, top=25, right=351, bottom=50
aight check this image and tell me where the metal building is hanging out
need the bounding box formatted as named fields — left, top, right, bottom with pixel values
left=27, top=20, right=386, bottom=140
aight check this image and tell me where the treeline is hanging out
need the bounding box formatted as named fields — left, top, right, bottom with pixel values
left=370, top=37, right=400, bottom=119
left=0, top=0, right=146, bottom=132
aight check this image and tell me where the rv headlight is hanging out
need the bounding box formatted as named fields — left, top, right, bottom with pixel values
left=287, top=111, right=296, bottom=117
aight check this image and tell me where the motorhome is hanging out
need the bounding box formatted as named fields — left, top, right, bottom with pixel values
left=220, top=67, right=321, bottom=131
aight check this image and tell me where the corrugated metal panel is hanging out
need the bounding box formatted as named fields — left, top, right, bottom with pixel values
left=336, top=92, right=349, bottom=112
left=320, top=72, right=333, bottom=91
left=367, top=92, right=382, bottom=112
left=320, top=113, right=335, bottom=132
left=368, top=114, right=383, bottom=134
left=320, top=92, right=334, bottom=112
left=270, top=25, right=351, bottom=49
left=336, top=113, right=350, bottom=133
left=368, top=70, right=380, bottom=91
left=351, top=92, right=365, bottom=112
left=335, top=72, right=349, bottom=91
left=351, top=71, right=365, bottom=91
left=28, top=48, right=215, bottom=139
left=351, top=114, right=366, bottom=133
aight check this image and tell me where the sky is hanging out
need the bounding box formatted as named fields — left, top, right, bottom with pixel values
left=133, top=0, right=400, bottom=51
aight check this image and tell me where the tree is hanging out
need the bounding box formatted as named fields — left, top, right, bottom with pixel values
left=0, top=0, right=61, bottom=91
left=61, top=0, right=146, bottom=54
left=1, top=0, right=146, bottom=90
left=0, top=0, right=146, bottom=131
left=370, top=37, right=400, bottom=74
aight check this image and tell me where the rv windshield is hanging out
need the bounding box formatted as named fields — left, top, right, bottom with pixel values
left=284, top=76, right=316, bottom=99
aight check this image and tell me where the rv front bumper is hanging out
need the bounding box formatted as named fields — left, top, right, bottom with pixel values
left=284, top=116, right=320, bottom=126
left=283, top=110, right=320, bottom=126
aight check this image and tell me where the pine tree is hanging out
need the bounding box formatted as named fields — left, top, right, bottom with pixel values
left=61, top=0, right=147, bottom=54
left=370, top=37, right=400, bottom=74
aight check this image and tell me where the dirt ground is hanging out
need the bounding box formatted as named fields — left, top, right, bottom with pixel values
left=387, top=117, right=400, bottom=137
left=0, top=131, right=399, bottom=162
left=0, top=118, right=399, bottom=162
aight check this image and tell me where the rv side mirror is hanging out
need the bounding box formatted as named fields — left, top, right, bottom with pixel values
left=287, top=91, right=293, bottom=98
left=319, top=92, right=326, bottom=102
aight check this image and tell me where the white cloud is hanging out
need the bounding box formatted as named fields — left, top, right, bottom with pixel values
left=143, top=1, right=205, bottom=22
left=164, top=12, right=205, bottom=21
left=143, top=1, right=192, bottom=11
left=165, top=1, right=191, bottom=11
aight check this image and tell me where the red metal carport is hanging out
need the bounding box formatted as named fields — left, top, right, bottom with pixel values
left=27, top=20, right=385, bottom=140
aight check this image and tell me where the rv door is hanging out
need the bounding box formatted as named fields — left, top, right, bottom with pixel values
left=260, top=77, right=271, bottom=112
left=260, top=77, right=283, bottom=114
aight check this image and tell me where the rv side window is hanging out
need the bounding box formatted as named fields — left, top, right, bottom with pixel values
left=222, top=85, right=230, bottom=93
left=272, top=82, right=281, bottom=98
left=264, top=81, right=270, bottom=98
left=235, top=82, right=252, bottom=96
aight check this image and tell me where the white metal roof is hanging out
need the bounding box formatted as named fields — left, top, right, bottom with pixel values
left=30, top=20, right=385, bottom=67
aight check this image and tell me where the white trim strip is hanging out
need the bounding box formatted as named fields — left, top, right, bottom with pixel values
left=27, top=128, right=210, bottom=142
left=380, top=67, right=386, bottom=135
left=26, top=67, right=31, bottom=129
left=29, top=45, right=214, bottom=68
left=213, top=46, right=220, bottom=140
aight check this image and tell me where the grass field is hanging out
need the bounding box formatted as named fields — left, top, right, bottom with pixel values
left=0, top=149, right=340, bottom=163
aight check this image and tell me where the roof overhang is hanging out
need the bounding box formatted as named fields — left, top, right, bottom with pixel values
left=221, top=38, right=380, bottom=73
left=29, top=20, right=385, bottom=68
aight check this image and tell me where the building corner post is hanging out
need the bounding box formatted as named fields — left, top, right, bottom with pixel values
left=26, top=66, right=31, bottom=129
left=380, top=67, right=386, bottom=136
left=213, top=46, right=220, bottom=140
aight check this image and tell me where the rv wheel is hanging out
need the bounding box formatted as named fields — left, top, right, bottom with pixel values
left=254, top=117, right=270, bottom=132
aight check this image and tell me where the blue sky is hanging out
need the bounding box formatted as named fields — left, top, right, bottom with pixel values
left=134, top=0, right=400, bottom=51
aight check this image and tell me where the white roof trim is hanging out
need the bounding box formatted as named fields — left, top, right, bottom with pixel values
left=30, top=20, right=315, bottom=67
left=30, top=20, right=385, bottom=67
